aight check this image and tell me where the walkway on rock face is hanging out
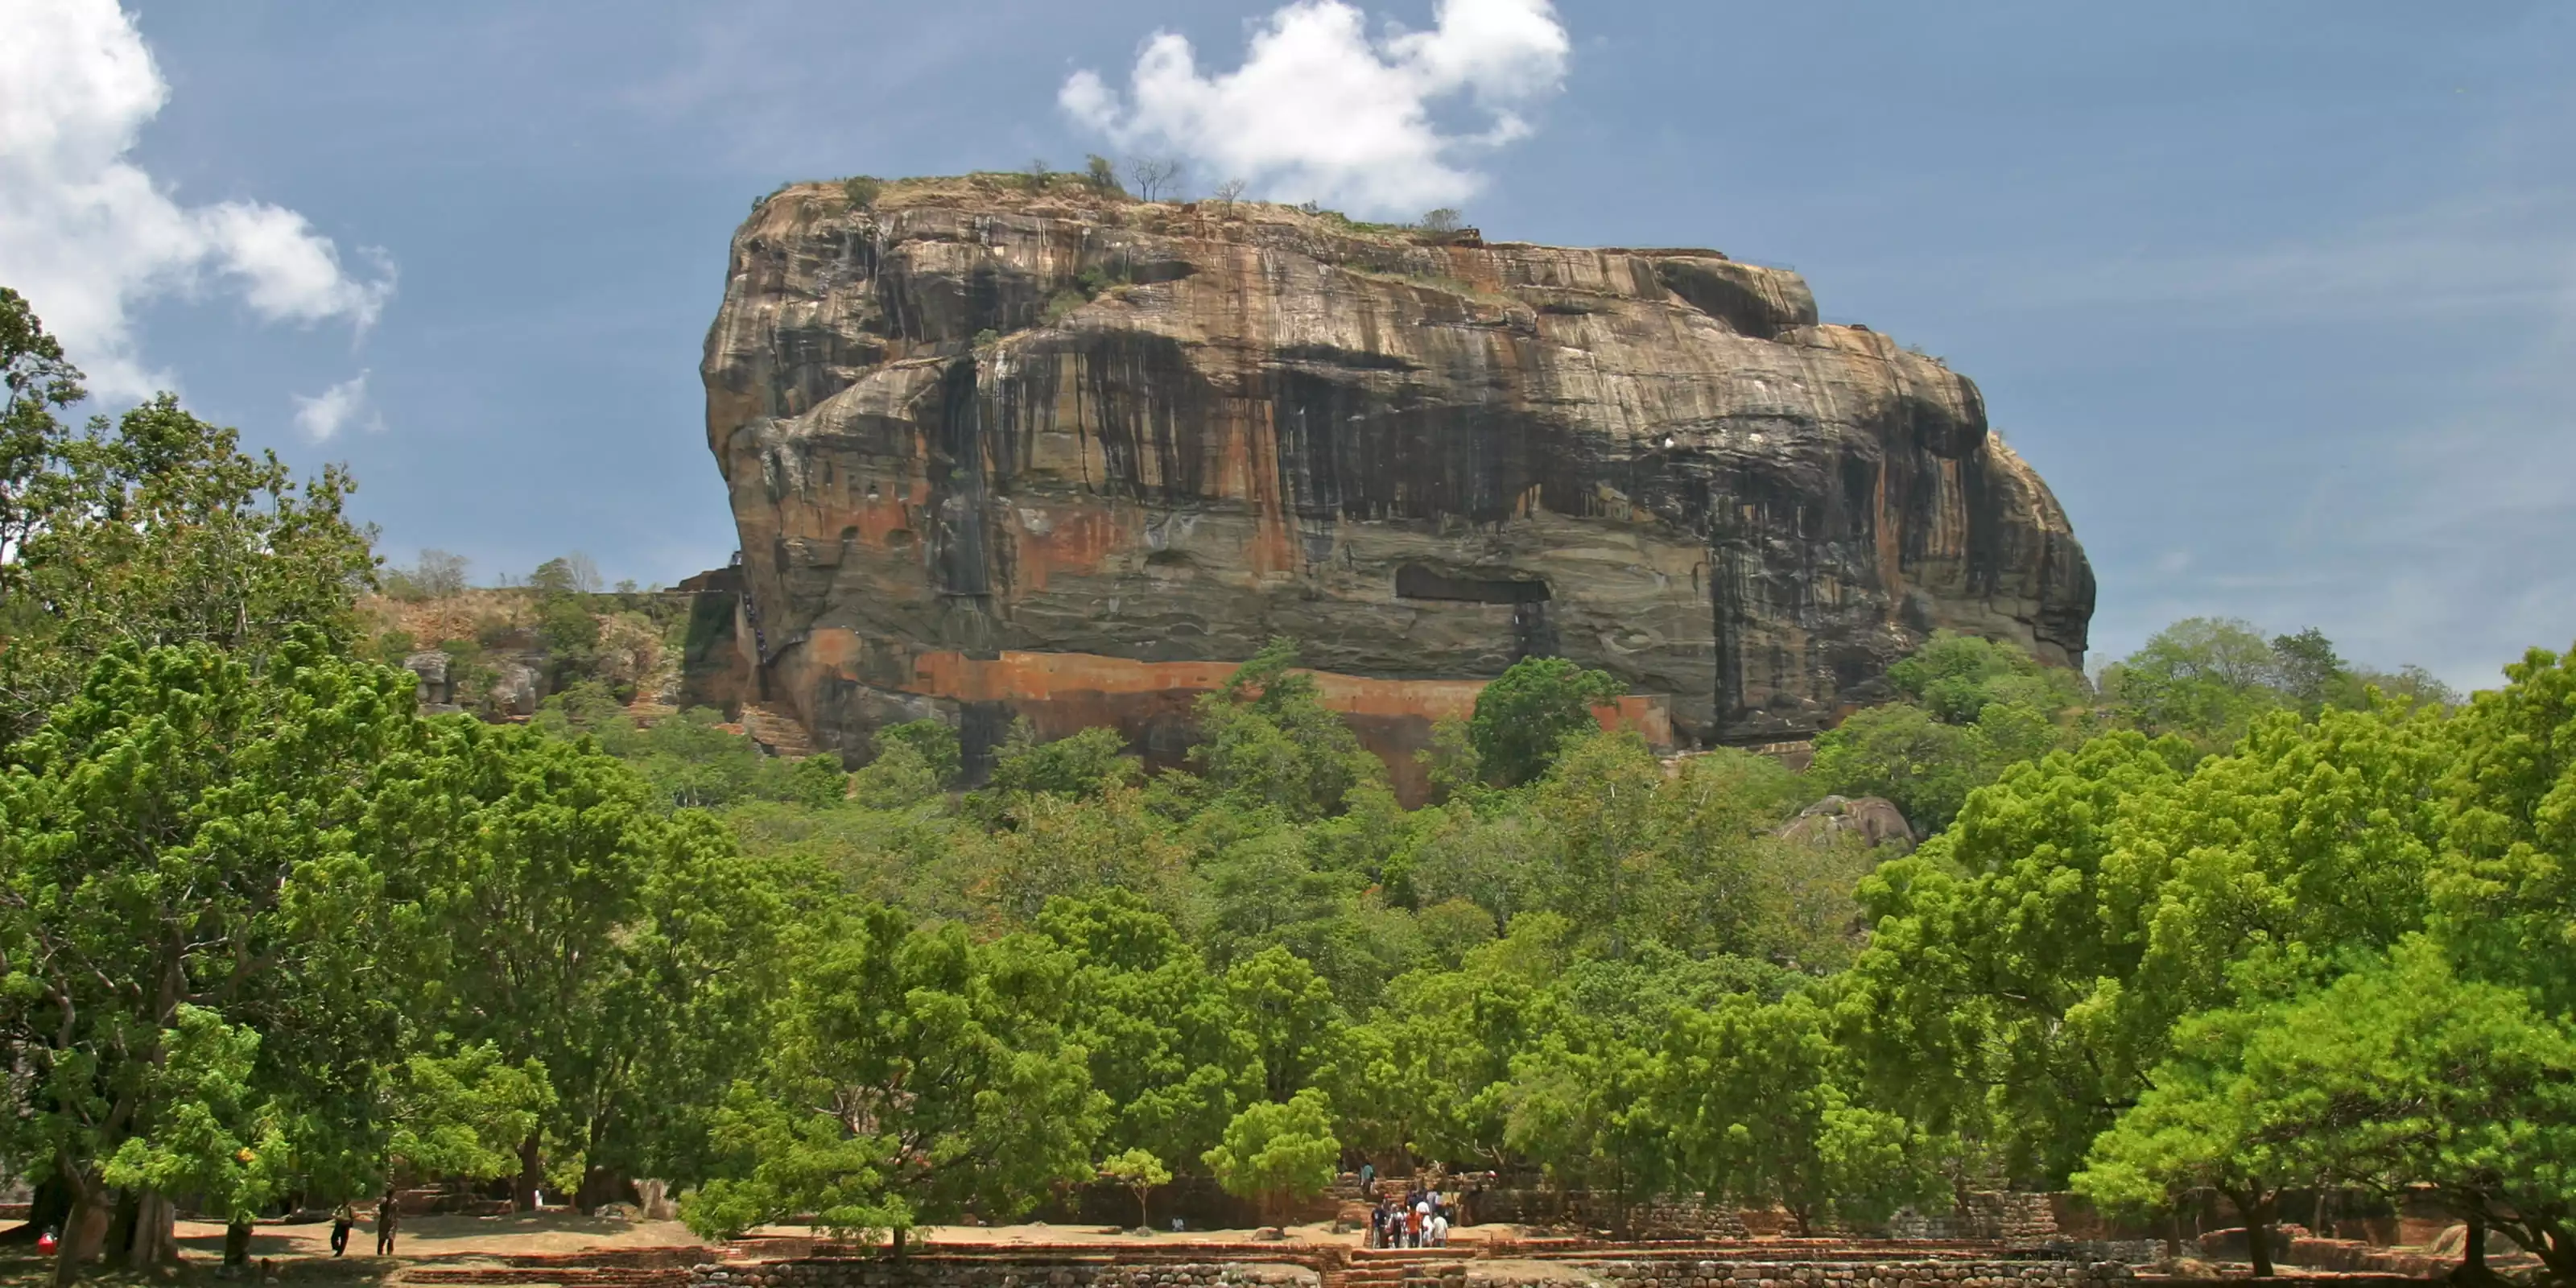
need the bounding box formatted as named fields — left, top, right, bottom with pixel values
left=737, top=703, right=818, bottom=758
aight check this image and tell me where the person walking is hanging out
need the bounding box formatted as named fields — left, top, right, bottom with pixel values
left=374, top=1191, right=400, bottom=1257
left=1406, top=1201, right=1424, bottom=1249
left=330, top=1200, right=357, bottom=1257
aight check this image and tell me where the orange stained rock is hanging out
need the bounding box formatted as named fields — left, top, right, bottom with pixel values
left=1004, top=502, right=1133, bottom=591
left=886, top=644, right=1670, bottom=744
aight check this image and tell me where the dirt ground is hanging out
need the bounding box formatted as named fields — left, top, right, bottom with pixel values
left=4, top=1212, right=1534, bottom=1280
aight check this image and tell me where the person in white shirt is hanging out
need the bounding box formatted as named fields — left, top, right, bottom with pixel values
left=1428, top=1212, right=1449, bottom=1246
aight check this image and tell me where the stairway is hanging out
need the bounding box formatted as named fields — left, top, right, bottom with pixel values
left=737, top=702, right=819, bottom=758
left=1337, top=1249, right=1475, bottom=1288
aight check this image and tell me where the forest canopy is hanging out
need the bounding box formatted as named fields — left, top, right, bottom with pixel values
left=3, top=288, right=2569, bottom=1283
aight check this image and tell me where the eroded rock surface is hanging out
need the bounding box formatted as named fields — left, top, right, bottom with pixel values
left=702, top=176, right=2093, bottom=782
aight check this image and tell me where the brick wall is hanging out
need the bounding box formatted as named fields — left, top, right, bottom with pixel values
left=690, top=1262, right=1311, bottom=1288
left=1573, top=1257, right=2134, bottom=1288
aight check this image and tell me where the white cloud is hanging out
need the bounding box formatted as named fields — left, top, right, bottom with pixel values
left=0, top=0, right=394, bottom=398
left=1061, top=0, right=1569, bottom=217
left=291, top=370, right=382, bottom=442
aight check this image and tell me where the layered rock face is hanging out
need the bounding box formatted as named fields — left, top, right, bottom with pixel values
left=702, top=175, right=2093, bottom=786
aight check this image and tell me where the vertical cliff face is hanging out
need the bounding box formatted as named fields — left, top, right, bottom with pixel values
left=702, top=175, right=2093, bottom=788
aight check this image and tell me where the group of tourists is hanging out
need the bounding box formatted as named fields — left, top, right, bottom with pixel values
left=1368, top=1188, right=1453, bottom=1249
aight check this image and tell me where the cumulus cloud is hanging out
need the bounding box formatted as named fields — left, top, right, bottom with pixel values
left=291, top=371, right=381, bottom=442
left=1060, top=0, right=1569, bottom=216
left=0, top=0, right=394, bottom=398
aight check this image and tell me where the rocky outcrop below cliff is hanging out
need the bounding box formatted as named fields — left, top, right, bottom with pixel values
left=701, top=174, right=2093, bottom=784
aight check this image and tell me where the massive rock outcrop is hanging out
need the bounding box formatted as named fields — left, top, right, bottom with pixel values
left=702, top=175, right=2092, bottom=790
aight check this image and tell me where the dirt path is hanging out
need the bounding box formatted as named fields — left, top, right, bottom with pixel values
left=169, top=1212, right=705, bottom=1263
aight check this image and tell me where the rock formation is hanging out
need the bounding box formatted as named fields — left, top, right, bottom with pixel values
left=701, top=175, right=2094, bottom=790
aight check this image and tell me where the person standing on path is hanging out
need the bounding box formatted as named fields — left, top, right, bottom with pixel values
left=374, top=1191, right=400, bottom=1257
left=330, top=1200, right=356, bottom=1256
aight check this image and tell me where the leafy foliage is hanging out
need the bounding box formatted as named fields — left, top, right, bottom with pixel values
left=1203, top=1089, right=1339, bottom=1221
left=10, top=284, right=2553, bottom=1274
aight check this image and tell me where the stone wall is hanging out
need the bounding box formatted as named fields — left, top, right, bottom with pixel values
left=1460, top=1189, right=2063, bottom=1243
left=690, top=1261, right=1312, bottom=1288
left=1571, top=1258, right=2132, bottom=1288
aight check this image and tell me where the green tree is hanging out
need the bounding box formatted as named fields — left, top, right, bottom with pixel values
left=683, top=905, right=1105, bottom=1245
left=1841, top=731, right=2190, bottom=1184
left=2268, top=626, right=2348, bottom=716
left=1100, top=1148, right=1173, bottom=1230
left=1658, top=993, right=1934, bottom=1236
left=1469, top=656, right=1623, bottom=787
left=1845, top=693, right=2445, bottom=1189
left=2429, top=642, right=2576, bottom=1014
left=875, top=719, right=961, bottom=786
left=378, top=1043, right=557, bottom=1183
left=786, top=751, right=849, bottom=808
left=0, top=638, right=432, bottom=1278
left=1885, top=630, right=2080, bottom=724
left=2099, top=617, right=2283, bottom=749
left=1189, top=639, right=1382, bottom=820
left=1501, top=1024, right=1665, bottom=1233
left=984, top=720, right=1135, bottom=803
left=1203, top=1088, right=1338, bottom=1224
left=1039, top=895, right=1257, bottom=1169
left=1225, top=947, right=1346, bottom=1105
left=1530, top=730, right=1666, bottom=955
left=0, top=357, right=374, bottom=742
left=2079, top=938, right=2576, bottom=1279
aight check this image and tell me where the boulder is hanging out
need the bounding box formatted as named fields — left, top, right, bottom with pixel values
left=1779, top=795, right=1918, bottom=852
left=702, top=177, right=2094, bottom=794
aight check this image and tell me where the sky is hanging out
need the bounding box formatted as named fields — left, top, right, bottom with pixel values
left=2, top=1, right=2570, bottom=691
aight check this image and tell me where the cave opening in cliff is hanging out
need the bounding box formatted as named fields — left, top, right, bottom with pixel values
left=1393, top=564, right=1551, bottom=605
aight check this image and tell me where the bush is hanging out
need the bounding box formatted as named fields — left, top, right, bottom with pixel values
left=536, top=597, right=601, bottom=655
left=1042, top=289, right=1087, bottom=325
left=875, top=720, right=961, bottom=786
left=842, top=175, right=882, bottom=208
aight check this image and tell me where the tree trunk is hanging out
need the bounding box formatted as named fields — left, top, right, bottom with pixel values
left=124, top=1193, right=177, bottom=1267
left=52, top=1179, right=109, bottom=1288
left=2231, top=1189, right=2278, bottom=1279
left=27, top=1174, right=72, bottom=1241
left=2535, top=1224, right=2576, bottom=1286
left=224, top=1220, right=254, bottom=1269
left=513, top=1134, right=544, bottom=1212
left=2446, top=1211, right=2509, bottom=1286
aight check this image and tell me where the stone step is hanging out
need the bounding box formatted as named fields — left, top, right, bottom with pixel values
left=402, top=1272, right=687, bottom=1286
left=738, top=703, right=819, bottom=759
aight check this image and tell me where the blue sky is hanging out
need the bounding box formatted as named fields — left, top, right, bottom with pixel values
left=6, top=1, right=2570, bottom=690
